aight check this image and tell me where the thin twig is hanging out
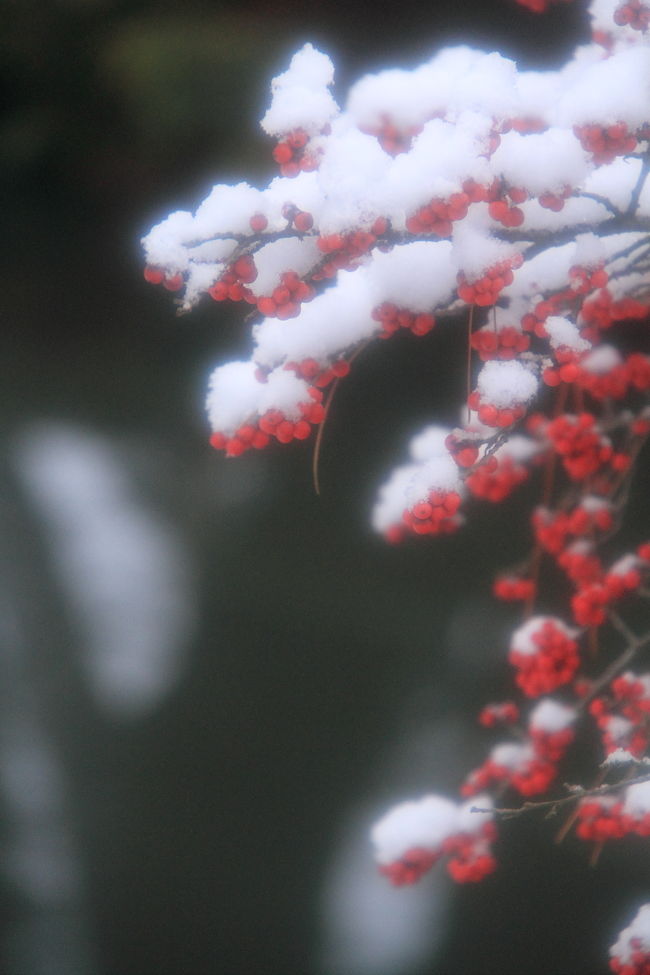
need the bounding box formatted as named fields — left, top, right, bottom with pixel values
left=471, top=769, right=650, bottom=820
left=311, top=340, right=371, bottom=495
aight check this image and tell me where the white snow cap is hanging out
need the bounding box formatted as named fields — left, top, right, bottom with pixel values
left=371, top=463, right=421, bottom=534
left=261, top=44, right=339, bottom=136
left=490, top=742, right=534, bottom=771
left=555, top=47, right=650, bottom=130
left=495, top=435, right=540, bottom=464
left=405, top=456, right=463, bottom=505
left=476, top=360, right=539, bottom=409
left=580, top=344, right=622, bottom=374
left=610, top=905, right=650, bottom=965
left=624, top=781, right=650, bottom=818
left=371, top=423, right=465, bottom=533
left=408, top=426, right=453, bottom=463
left=371, top=795, right=459, bottom=865
left=545, top=316, right=591, bottom=354
left=205, top=361, right=311, bottom=434
left=529, top=699, right=576, bottom=733
left=490, top=128, right=589, bottom=196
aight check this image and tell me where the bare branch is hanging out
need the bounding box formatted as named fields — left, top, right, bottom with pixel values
left=472, top=769, right=650, bottom=820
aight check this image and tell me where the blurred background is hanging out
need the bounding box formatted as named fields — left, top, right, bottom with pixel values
left=2, top=0, right=649, bottom=972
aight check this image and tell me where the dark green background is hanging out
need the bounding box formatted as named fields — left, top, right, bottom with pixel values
left=2, top=1, right=649, bottom=973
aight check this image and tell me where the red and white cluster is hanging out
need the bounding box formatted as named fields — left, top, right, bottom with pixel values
left=577, top=781, right=650, bottom=844
left=205, top=362, right=325, bottom=456
left=572, top=551, right=649, bottom=626
left=532, top=495, right=614, bottom=556
left=610, top=904, right=650, bottom=975
left=468, top=360, right=539, bottom=428
left=462, top=699, right=575, bottom=797
left=371, top=794, right=497, bottom=885
left=590, top=670, right=650, bottom=757
left=508, top=616, right=581, bottom=696
left=371, top=426, right=466, bottom=542
left=466, top=434, right=539, bottom=501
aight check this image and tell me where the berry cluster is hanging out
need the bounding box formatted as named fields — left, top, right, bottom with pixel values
left=463, top=700, right=575, bottom=797
left=405, top=193, right=470, bottom=236
left=372, top=795, right=497, bottom=887
left=492, top=576, right=537, bottom=601
left=457, top=256, right=523, bottom=307
left=209, top=387, right=325, bottom=457
left=614, top=0, right=650, bottom=29
left=144, top=3, right=650, bottom=968
left=590, top=671, right=650, bottom=757
left=466, top=453, right=530, bottom=501
left=402, top=490, right=463, bottom=536
left=610, top=905, right=650, bottom=975
left=470, top=324, right=530, bottom=361
left=371, top=302, right=436, bottom=339
left=508, top=617, right=581, bottom=696
left=574, top=123, right=638, bottom=165
left=272, top=128, right=320, bottom=177
left=478, top=700, right=520, bottom=726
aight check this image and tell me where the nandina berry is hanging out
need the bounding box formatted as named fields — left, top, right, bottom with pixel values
left=272, top=142, right=294, bottom=164
left=379, top=848, right=439, bottom=886
left=162, top=273, right=184, bottom=291
left=249, top=213, right=268, bottom=232
left=144, top=266, right=165, bottom=285
left=294, top=210, right=314, bottom=232
left=233, top=255, right=257, bottom=283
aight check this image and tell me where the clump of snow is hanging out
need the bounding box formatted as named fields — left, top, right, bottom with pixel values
left=545, top=316, right=591, bottom=353
left=405, top=456, right=463, bottom=505
left=205, top=362, right=311, bottom=434
left=367, top=242, right=457, bottom=312
left=261, top=44, right=339, bottom=135
left=371, top=795, right=459, bottom=865
left=248, top=237, right=322, bottom=298
left=608, top=553, right=643, bottom=577
left=580, top=345, right=622, bottom=374
left=573, top=232, right=606, bottom=269
left=491, top=128, right=589, bottom=196
left=253, top=269, right=374, bottom=369
left=624, top=781, right=650, bottom=818
left=496, top=435, right=540, bottom=464
left=371, top=464, right=420, bottom=534
left=490, top=742, right=534, bottom=770
left=476, top=360, right=538, bottom=409
left=457, top=796, right=493, bottom=833
left=408, top=426, right=452, bottom=463
left=529, top=699, right=576, bottom=733
left=556, top=47, right=650, bottom=129
left=142, top=210, right=197, bottom=271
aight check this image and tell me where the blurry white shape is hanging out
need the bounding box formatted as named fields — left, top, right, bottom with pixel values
left=317, top=803, right=451, bottom=975
left=12, top=423, right=195, bottom=716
